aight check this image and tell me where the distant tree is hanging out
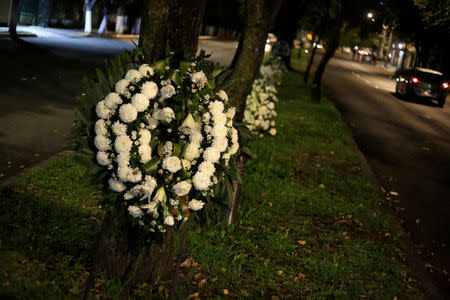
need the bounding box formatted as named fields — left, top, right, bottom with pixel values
left=270, top=0, right=307, bottom=69
left=84, top=0, right=97, bottom=33
left=413, top=0, right=450, bottom=32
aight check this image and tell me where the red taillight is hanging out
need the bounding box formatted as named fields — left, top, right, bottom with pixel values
left=411, top=77, right=420, bottom=83
left=443, top=82, right=449, bottom=89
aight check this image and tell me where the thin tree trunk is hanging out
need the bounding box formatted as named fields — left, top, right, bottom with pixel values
left=224, top=0, right=283, bottom=225
left=230, top=33, right=244, bottom=69
left=311, top=18, right=343, bottom=102
left=9, top=0, right=21, bottom=36
left=84, top=0, right=96, bottom=33
left=97, top=1, right=109, bottom=34
left=304, top=35, right=321, bottom=83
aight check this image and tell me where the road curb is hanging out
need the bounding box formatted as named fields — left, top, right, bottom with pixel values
left=325, top=93, right=445, bottom=299
left=0, top=150, right=74, bottom=188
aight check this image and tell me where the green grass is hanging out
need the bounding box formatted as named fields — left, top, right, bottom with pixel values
left=0, top=71, right=424, bottom=299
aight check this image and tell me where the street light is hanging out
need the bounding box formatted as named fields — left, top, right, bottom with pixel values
left=367, top=12, right=374, bottom=19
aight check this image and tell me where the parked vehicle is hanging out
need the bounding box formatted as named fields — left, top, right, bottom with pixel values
left=395, top=67, right=448, bottom=107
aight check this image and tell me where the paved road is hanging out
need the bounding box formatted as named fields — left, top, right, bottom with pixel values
left=321, top=53, right=450, bottom=294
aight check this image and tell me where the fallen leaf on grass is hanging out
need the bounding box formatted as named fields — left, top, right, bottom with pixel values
left=223, top=289, right=229, bottom=295
left=390, top=191, right=399, bottom=196
left=319, top=184, right=325, bottom=188
left=180, top=257, right=193, bottom=268
left=188, top=292, right=200, bottom=299
left=269, top=202, right=273, bottom=206
left=276, top=270, right=284, bottom=276
left=198, top=279, right=207, bottom=287
left=297, top=240, right=307, bottom=246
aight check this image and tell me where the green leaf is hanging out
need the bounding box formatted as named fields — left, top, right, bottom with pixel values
left=142, top=156, right=161, bottom=175
left=169, top=69, right=182, bottom=86
left=152, top=60, right=167, bottom=73
left=172, top=143, right=182, bottom=157
left=175, top=168, right=190, bottom=181
left=180, top=61, right=191, bottom=75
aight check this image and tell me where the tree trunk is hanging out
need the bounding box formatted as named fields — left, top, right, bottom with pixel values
left=84, top=0, right=96, bottom=33
left=139, top=0, right=206, bottom=63
left=97, top=1, right=109, bottom=34
left=224, top=0, right=282, bottom=225
left=9, top=0, right=21, bottom=36
left=91, top=0, right=206, bottom=290
left=304, top=35, right=321, bottom=83
left=311, top=19, right=342, bottom=102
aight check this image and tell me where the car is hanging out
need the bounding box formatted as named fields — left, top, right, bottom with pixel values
left=395, top=67, right=448, bottom=107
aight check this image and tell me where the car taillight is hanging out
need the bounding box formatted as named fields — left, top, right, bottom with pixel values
left=443, top=82, right=449, bottom=89
left=411, top=77, right=420, bottom=83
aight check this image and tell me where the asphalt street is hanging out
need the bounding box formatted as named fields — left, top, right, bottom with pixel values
left=321, top=53, right=450, bottom=292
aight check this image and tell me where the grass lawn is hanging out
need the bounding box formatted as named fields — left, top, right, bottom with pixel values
left=0, top=69, right=424, bottom=299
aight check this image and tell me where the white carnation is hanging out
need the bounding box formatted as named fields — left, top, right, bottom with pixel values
left=104, top=92, right=122, bottom=110
left=116, top=152, right=130, bottom=167
left=269, top=128, right=277, bottom=136
left=96, top=100, right=112, bottom=119
left=139, top=64, right=155, bottom=76
left=115, top=79, right=129, bottom=95
left=156, top=107, right=175, bottom=123
left=267, top=102, right=275, bottom=109
left=125, top=69, right=142, bottom=82
left=138, top=145, right=152, bottom=163
left=212, top=137, right=228, bottom=153
left=131, top=93, right=149, bottom=112
left=198, top=161, right=215, bottom=176
left=117, top=166, right=133, bottom=181
left=216, top=90, right=228, bottom=101
left=141, top=81, right=158, bottom=99
left=94, top=135, right=111, bottom=151
left=183, top=142, right=200, bottom=161
left=181, top=159, right=192, bottom=170
left=190, top=71, right=207, bottom=87
left=172, top=181, right=192, bottom=196
left=109, top=177, right=126, bottom=192
left=192, top=171, right=212, bottom=190
left=160, top=85, right=176, bottom=100
left=112, top=121, right=127, bottom=136
left=139, top=129, right=151, bottom=145
left=162, top=156, right=182, bottom=173
left=114, top=135, right=133, bottom=153
left=96, top=151, right=111, bottom=166
left=188, top=199, right=205, bottom=211
left=208, top=101, right=224, bottom=115
left=95, top=119, right=108, bottom=136
left=203, top=147, right=220, bottom=163
left=164, top=215, right=175, bottom=226
left=119, top=103, right=138, bottom=123
left=128, top=206, right=144, bottom=218
left=212, top=112, right=227, bottom=126
left=211, top=125, right=228, bottom=139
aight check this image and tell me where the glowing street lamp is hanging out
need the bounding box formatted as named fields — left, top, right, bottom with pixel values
left=367, top=12, right=374, bottom=19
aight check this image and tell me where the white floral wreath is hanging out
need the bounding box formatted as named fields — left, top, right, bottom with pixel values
left=93, top=60, right=239, bottom=232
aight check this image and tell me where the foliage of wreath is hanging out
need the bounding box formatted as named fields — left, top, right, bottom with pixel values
left=74, top=49, right=241, bottom=232
left=243, top=57, right=285, bottom=137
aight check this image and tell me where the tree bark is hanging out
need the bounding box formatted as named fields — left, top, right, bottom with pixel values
left=224, top=0, right=283, bottom=225
left=84, top=0, right=96, bottom=33
left=139, top=0, right=206, bottom=63
left=311, top=17, right=343, bottom=102
left=304, top=35, right=321, bottom=83
left=8, top=0, right=21, bottom=36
